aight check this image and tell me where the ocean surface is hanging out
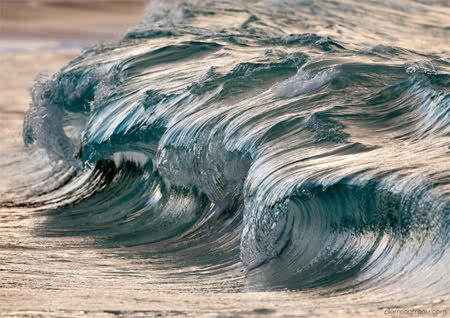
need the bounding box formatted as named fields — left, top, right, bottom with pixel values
left=1, top=0, right=449, bottom=316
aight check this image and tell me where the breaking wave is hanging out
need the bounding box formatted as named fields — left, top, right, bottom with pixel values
left=2, top=0, right=449, bottom=306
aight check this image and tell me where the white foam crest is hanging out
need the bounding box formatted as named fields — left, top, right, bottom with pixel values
left=112, top=151, right=150, bottom=168
left=273, top=67, right=337, bottom=98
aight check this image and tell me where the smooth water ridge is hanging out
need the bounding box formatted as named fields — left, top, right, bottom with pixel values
left=1, top=0, right=449, bottom=315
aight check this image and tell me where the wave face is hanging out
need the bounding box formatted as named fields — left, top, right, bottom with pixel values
left=2, top=0, right=450, bottom=309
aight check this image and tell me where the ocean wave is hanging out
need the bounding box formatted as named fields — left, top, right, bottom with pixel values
left=2, top=0, right=449, bottom=304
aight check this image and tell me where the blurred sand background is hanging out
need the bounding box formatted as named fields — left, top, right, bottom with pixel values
left=0, top=0, right=146, bottom=153
left=1, top=0, right=146, bottom=40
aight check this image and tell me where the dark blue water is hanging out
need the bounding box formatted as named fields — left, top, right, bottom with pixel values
left=1, top=0, right=449, bottom=313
